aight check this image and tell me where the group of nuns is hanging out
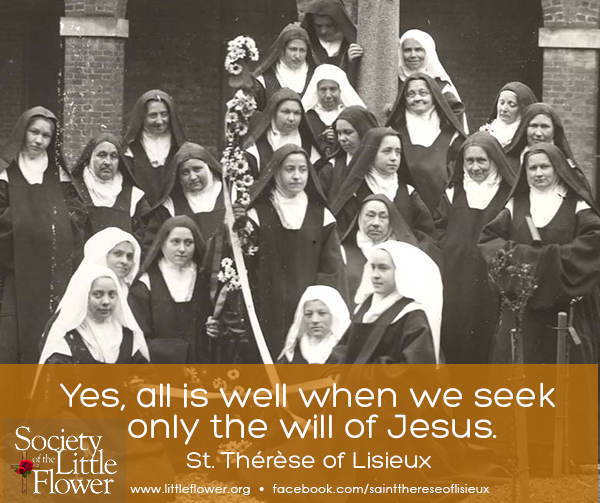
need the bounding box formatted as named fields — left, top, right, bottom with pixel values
left=1, top=0, right=598, bottom=369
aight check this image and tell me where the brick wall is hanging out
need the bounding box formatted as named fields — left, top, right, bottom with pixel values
left=539, top=0, right=599, bottom=187
left=63, top=36, right=125, bottom=163
left=0, top=14, right=27, bottom=144
left=541, top=0, right=599, bottom=27
left=64, top=0, right=127, bottom=18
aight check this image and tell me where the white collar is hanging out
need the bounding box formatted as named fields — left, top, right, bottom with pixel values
left=142, top=130, right=172, bottom=167
left=364, top=167, right=399, bottom=202
left=83, top=165, right=123, bottom=207
left=269, top=187, right=308, bottom=230
left=183, top=178, right=222, bottom=213
left=462, top=162, right=501, bottom=210
left=405, top=107, right=441, bottom=147
left=158, top=257, right=197, bottom=302
left=274, top=59, right=309, bottom=94
left=529, top=180, right=567, bottom=228
left=18, top=151, right=48, bottom=185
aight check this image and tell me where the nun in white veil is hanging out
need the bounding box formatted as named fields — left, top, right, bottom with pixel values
left=81, top=227, right=141, bottom=293
left=302, top=64, right=365, bottom=156
left=278, top=285, right=350, bottom=364
left=335, top=240, right=442, bottom=364
left=398, top=29, right=468, bottom=132
left=39, top=265, right=150, bottom=364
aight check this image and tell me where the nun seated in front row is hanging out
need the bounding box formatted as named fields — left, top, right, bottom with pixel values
left=278, top=285, right=350, bottom=364
left=39, top=265, right=150, bottom=365
left=329, top=240, right=442, bottom=365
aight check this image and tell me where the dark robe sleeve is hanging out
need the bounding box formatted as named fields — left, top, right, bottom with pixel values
left=316, top=160, right=334, bottom=200
left=128, top=281, right=154, bottom=339
left=135, top=201, right=162, bottom=258
left=244, top=151, right=259, bottom=180
left=131, top=350, right=150, bottom=364
left=379, top=310, right=436, bottom=364
left=44, top=353, right=74, bottom=364
left=62, top=181, right=87, bottom=266
left=432, top=192, right=451, bottom=247
left=316, top=221, right=349, bottom=302
left=480, top=207, right=600, bottom=310
left=410, top=190, right=443, bottom=270
left=0, top=181, right=14, bottom=270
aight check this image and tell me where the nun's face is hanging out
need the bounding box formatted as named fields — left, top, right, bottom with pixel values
left=497, top=90, right=519, bottom=125
left=335, top=119, right=360, bottom=155
left=405, top=79, right=433, bottom=115
left=312, top=14, right=339, bottom=42
left=526, top=114, right=554, bottom=146
left=106, top=241, right=135, bottom=279
left=360, top=200, right=390, bottom=243
left=87, top=277, right=118, bottom=322
left=303, top=300, right=333, bottom=338
left=274, top=100, right=302, bottom=134
left=179, top=159, right=212, bottom=193
left=402, top=38, right=426, bottom=71
left=162, top=227, right=195, bottom=267
left=23, top=117, right=54, bottom=159
left=277, top=153, right=309, bottom=195
left=317, top=80, right=341, bottom=111
left=144, top=100, right=170, bottom=136
left=373, top=135, right=401, bottom=175
left=526, top=152, right=558, bottom=191
left=282, top=38, right=308, bottom=69
left=91, top=141, right=120, bottom=181
left=370, top=249, right=396, bottom=297
left=464, top=146, right=492, bottom=183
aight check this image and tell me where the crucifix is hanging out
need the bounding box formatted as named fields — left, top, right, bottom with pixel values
left=10, top=452, right=41, bottom=494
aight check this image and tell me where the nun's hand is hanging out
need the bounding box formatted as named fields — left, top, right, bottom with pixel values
left=206, top=316, right=221, bottom=338
left=232, top=202, right=247, bottom=221
left=322, top=127, right=336, bottom=144
left=126, top=375, right=146, bottom=393
left=348, top=43, right=364, bottom=61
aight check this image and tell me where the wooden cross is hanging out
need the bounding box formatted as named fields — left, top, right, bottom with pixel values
left=10, top=452, right=41, bottom=494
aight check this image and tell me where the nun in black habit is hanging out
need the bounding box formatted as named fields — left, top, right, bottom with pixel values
left=240, top=143, right=347, bottom=360
left=480, top=143, right=600, bottom=365
left=386, top=73, right=467, bottom=213
left=242, top=88, right=320, bottom=177
left=434, top=131, right=516, bottom=364
left=122, top=89, right=187, bottom=208
left=315, top=105, right=378, bottom=198
left=330, top=127, right=442, bottom=267
left=482, top=81, right=538, bottom=148
left=157, top=141, right=225, bottom=241
left=69, top=133, right=153, bottom=242
left=504, top=102, right=589, bottom=190
left=251, top=23, right=315, bottom=111
left=128, top=215, right=210, bottom=364
left=300, top=0, right=363, bottom=84
left=0, top=107, right=84, bottom=364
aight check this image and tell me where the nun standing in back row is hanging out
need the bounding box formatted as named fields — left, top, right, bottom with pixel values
left=123, top=90, right=187, bottom=208
left=0, top=107, right=83, bottom=364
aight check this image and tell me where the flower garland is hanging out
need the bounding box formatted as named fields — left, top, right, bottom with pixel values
left=224, top=36, right=259, bottom=75
left=221, top=38, right=259, bottom=257
left=217, top=258, right=242, bottom=291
